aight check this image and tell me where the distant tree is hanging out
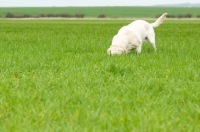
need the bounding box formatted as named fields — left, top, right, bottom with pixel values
left=166, top=14, right=176, bottom=18
left=38, top=13, right=45, bottom=17
left=98, top=14, right=106, bottom=18
left=22, top=14, right=32, bottom=18
left=6, top=12, right=14, bottom=18
left=62, top=13, right=73, bottom=18
left=75, top=14, right=85, bottom=18
left=184, top=14, right=192, bottom=18
left=46, top=14, right=55, bottom=17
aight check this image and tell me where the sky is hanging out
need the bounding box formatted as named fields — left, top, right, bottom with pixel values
left=0, top=0, right=199, bottom=7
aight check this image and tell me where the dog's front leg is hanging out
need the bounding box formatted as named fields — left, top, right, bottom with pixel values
left=136, top=46, right=142, bottom=54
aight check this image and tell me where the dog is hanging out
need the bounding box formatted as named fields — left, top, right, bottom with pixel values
left=107, top=13, right=167, bottom=55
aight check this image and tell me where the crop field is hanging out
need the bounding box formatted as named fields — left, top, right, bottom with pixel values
left=0, top=6, right=200, bottom=18
left=0, top=19, right=200, bottom=131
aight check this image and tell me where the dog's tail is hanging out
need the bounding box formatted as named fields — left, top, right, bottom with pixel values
left=151, top=13, right=167, bottom=28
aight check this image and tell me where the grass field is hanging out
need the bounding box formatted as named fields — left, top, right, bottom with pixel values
left=1, top=6, right=200, bottom=18
left=0, top=19, right=200, bottom=131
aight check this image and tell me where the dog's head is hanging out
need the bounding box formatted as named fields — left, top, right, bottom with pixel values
left=107, top=46, right=127, bottom=56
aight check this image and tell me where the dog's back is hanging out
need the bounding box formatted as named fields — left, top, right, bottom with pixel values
left=127, top=20, right=151, bottom=41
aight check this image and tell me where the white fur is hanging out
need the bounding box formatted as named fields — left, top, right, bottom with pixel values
left=107, top=13, right=167, bottom=55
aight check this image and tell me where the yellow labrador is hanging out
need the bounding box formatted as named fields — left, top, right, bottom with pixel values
left=107, top=13, right=167, bottom=55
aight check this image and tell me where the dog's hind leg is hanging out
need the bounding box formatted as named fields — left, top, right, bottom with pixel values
left=147, top=30, right=156, bottom=51
left=149, top=38, right=156, bottom=51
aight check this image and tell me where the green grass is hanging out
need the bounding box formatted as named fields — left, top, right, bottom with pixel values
left=0, top=20, right=200, bottom=131
left=0, top=6, right=200, bottom=18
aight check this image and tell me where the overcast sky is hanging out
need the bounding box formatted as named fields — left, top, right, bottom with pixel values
left=0, top=0, right=199, bottom=7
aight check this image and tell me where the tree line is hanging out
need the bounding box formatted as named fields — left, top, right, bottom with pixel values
left=4, top=12, right=106, bottom=18
left=2, top=12, right=200, bottom=18
left=157, top=13, right=200, bottom=18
